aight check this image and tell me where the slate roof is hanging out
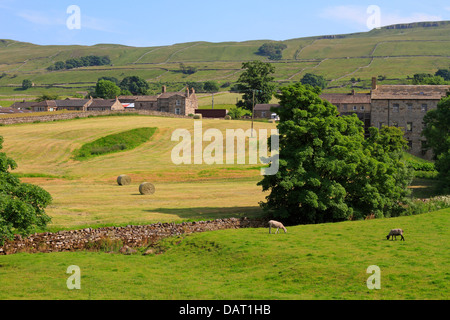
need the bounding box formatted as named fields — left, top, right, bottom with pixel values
left=371, top=85, right=450, bottom=100
left=321, top=93, right=371, bottom=104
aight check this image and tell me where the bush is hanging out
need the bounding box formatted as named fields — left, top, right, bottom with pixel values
left=0, top=136, right=52, bottom=244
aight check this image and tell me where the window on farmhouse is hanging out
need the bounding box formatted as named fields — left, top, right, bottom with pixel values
left=407, top=122, right=413, bottom=132
left=422, top=104, right=428, bottom=112
left=393, top=104, right=399, bottom=112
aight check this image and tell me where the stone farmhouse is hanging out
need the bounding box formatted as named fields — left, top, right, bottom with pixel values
left=256, top=78, right=450, bottom=159
left=119, top=86, right=198, bottom=116
left=11, top=97, right=124, bottom=112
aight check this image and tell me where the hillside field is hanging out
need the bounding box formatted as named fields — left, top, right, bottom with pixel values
left=0, top=115, right=448, bottom=300
left=1, top=21, right=450, bottom=105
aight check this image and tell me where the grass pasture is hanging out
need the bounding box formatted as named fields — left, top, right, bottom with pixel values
left=0, top=208, right=448, bottom=300
left=0, top=115, right=448, bottom=300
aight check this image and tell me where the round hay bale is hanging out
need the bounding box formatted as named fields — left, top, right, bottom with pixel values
left=139, top=182, right=155, bottom=195
left=117, top=174, right=131, bottom=186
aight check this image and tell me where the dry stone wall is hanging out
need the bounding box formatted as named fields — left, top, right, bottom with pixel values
left=0, top=218, right=267, bottom=255
left=0, top=110, right=191, bottom=126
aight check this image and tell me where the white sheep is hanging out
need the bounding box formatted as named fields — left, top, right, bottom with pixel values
left=269, top=220, right=287, bottom=234
left=386, top=229, right=405, bottom=241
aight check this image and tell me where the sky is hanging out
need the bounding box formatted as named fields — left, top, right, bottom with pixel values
left=1, top=0, right=450, bottom=47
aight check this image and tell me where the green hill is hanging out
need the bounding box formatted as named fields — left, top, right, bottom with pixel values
left=1, top=20, right=450, bottom=101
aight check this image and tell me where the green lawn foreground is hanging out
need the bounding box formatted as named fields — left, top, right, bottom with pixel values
left=0, top=208, right=448, bottom=300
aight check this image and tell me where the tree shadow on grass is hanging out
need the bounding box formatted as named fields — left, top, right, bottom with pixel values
left=409, top=178, right=443, bottom=198
left=144, top=206, right=264, bottom=221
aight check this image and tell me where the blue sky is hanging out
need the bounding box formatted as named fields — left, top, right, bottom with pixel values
left=1, top=0, right=449, bottom=47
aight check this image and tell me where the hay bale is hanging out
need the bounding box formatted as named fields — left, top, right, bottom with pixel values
left=117, top=174, right=131, bottom=186
left=139, top=182, right=155, bottom=195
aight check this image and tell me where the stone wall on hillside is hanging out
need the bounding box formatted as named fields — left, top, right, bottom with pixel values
left=0, top=218, right=267, bottom=255
left=0, top=110, right=192, bottom=126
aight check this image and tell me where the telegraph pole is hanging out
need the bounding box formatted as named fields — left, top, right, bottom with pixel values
left=251, top=89, right=255, bottom=137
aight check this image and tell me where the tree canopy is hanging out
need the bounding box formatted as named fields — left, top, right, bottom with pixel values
left=119, top=76, right=150, bottom=95
left=95, top=80, right=121, bottom=99
left=235, top=61, right=276, bottom=111
left=258, top=83, right=413, bottom=225
left=0, top=136, right=52, bottom=244
left=47, top=55, right=111, bottom=71
left=22, top=79, right=33, bottom=90
left=422, top=95, right=450, bottom=193
left=257, top=42, right=287, bottom=60
left=300, top=73, right=328, bottom=89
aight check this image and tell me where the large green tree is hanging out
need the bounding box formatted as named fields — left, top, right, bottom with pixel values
left=95, top=79, right=121, bottom=99
left=258, top=83, right=412, bottom=225
left=422, top=95, right=450, bottom=192
left=0, top=136, right=52, bottom=244
left=235, top=61, right=276, bottom=111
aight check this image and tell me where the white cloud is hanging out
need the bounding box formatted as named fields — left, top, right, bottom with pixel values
left=16, top=9, right=120, bottom=34
left=17, top=10, right=65, bottom=26
left=320, top=5, right=442, bottom=30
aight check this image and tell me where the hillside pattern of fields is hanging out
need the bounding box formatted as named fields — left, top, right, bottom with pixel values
left=1, top=21, right=450, bottom=103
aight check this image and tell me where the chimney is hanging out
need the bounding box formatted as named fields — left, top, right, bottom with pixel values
left=162, top=85, right=167, bottom=94
left=191, top=88, right=195, bottom=95
left=372, top=77, right=377, bottom=90
left=351, top=89, right=355, bottom=95
left=186, top=86, right=190, bottom=98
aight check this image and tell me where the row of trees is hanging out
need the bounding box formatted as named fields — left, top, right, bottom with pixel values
left=47, top=55, right=111, bottom=71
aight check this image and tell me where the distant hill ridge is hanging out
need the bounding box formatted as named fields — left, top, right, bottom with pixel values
left=0, top=20, right=449, bottom=98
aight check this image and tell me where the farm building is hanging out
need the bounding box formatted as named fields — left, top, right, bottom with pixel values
left=254, top=78, right=450, bottom=159
left=86, top=97, right=124, bottom=111
left=119, top=86, right=198, bottom=116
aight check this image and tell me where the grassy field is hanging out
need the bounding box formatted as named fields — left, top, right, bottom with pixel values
left=0, top=208, right=448, bottom=300
left=0, top=115, right=448, bottom=300
left=0, top=115, right=276, bottom=228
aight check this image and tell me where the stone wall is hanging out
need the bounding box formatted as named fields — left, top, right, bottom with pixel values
left=0, top=218, right=267, bottom=255
left=0, top=109, right=192, bottom=126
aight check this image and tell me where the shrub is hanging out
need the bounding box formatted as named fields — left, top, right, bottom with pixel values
left=0, top=136, right=52, bottom=244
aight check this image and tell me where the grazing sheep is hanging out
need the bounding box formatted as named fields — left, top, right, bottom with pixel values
left=386, top=229, right=405, bottom=241
left=269, top=220, right=287, bottom=234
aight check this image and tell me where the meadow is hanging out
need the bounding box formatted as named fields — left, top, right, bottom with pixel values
left=0, top=208, right=448, bottom=300
left=0, top=115, right=448, bottom=300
